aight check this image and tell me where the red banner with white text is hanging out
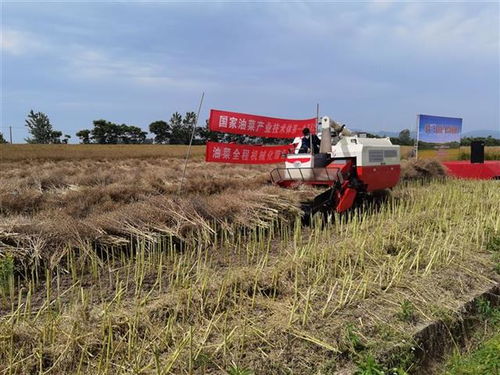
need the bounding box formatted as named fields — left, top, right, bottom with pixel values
left=205, top=141, right=293, bottom=164
left=209, top=109, right=316, bottom=138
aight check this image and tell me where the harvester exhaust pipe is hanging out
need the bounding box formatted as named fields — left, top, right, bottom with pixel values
left=320, top=116, right=332, bottom=153
left=320, top=116, right=353, bottom=153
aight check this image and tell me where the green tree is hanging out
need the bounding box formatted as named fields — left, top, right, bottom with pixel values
left=90, top=120, right=121, bottom=144
left=25, top=110, right=62, bottom=144
left=149, top=120, right=171, bottom=144
left=169, top=112, right=190, bottom=144
left=76, top=129, right=91, bottom=144
left=182, top=111, right=197, bottom=144
left=196, top=126, right=220, bottom=143
left=398, top=129, right=412, bottom=145
left=119, top=125, right=147, bottom=144
left=77, top=120, right=147, bottom=144
left=62, top=134, right=71, bottom=144
left=461, top=136, right=500, bottom=147
left=0, top=132, right=7, bottom=144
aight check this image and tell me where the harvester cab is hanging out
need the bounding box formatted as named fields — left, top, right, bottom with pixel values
left=270, top=116, right=401, bottom=216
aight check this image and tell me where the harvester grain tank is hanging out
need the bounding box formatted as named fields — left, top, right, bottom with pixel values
left=271, top=116, right=401, bottom=215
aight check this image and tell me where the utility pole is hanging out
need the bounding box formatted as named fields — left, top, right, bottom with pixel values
left=9, top=126, right=12, bottom=144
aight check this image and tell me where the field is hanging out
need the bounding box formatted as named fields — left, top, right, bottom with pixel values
left=0, top=144, right=207, bottom=161
left=400, top=146, right=500, bottom=161
left=3, top=144, right=499, bottom=163
left=0, top=145, right=499, bottom=374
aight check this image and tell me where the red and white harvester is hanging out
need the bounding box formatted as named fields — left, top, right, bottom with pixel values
left=271, top=116, right=401, bottom=216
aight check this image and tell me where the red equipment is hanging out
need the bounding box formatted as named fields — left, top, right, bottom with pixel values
left=443, top=161, right=500, bottom=180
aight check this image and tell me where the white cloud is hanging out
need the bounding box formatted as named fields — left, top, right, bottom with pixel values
left=1, top=29, right=49, bottom=55
left=67, top=49, right=159, bottom=79
left=272, top=2, right=498, bottom=59
left=63, top=47, right=221, bottom=93
left=1, top=23, right=219, bottom=93
left=391, top=4, right=499, bottom=55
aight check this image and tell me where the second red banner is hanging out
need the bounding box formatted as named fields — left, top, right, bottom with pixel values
left=205, top=142, right=294, bottom=164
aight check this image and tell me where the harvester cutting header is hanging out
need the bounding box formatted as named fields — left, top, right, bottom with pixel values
left=206, top=109, right=401, bottom=216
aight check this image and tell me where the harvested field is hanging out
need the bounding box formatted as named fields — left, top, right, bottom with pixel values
left=0, top=157, right=317, bottom=266
left=0, top=146, right=499, bottom=374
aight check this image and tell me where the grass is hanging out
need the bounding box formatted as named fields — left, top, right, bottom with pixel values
left=0, top=256, right=14, bottom=294
left=458, top=146, right=500, bottom=161
left=397, top=300, right=415, bottom=323
left=0, top=177, right=498, bottom=373
left=442, top=302, right=499, bottom=375
left=443, top=334, right=500, bottom=375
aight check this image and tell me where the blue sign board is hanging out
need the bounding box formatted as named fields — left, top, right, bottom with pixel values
left=418, top=114, right=462, bottom=144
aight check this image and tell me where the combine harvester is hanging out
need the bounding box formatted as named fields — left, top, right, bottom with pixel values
left=271, top=116, right=400, bottom=217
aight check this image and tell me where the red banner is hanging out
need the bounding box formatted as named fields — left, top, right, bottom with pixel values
left=205, top=141, right=293, bottom=164
left=209, top=109, right=316, bottom=138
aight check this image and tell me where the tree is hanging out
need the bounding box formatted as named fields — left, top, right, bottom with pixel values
left=51, top=131, right=63, bottom=144
left=119, top=125, right=147, bottom=144
left=398, top=129, right=412, bottom=145
left=149, top=121, right=171, bottom=144
left=0, top=132, right=7, bottom=144
left=25, top=110, right=62, bottom=144
left=77, top=120, right=148, bottom=144
left=76, top=129, right=91, bottom=144
left=461, top=136, right=500, bottom=147
left=169, top=112, right=189, bottom=144
left=62, top=134, right=71, bottom=144
left=196, top=126, right=220, bottom=143
left=90, top=120, right=121, bottom=144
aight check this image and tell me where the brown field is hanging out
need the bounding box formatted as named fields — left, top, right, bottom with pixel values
left=0, top=144, right=206, bottom=161
left=0, top=145, right=498, bottom=374
left=0, top=156, right=317, bottom=263
left=3, top=144, right=498, bottom=163
left=0, top=145, right=446, bottom=262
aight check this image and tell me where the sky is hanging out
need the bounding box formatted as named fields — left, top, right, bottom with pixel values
left=1, top=0, right=499, bottom=143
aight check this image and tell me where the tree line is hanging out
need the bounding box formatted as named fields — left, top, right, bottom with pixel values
left=4, top=110, right=500, bottom=146
left=14, top=110, right=286, bottom=145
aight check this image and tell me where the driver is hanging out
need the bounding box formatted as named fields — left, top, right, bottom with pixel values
left=298, top=127, right=320, bottom=154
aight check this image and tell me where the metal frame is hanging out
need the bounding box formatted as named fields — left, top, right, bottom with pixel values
left=414, top=114, right=420, bottom=160
left=270, top=167, right=343, bottom=185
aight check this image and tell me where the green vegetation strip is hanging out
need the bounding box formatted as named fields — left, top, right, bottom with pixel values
left=444, top=334, right=499, bottom=375
left=443, top=300, right=499, bottom=375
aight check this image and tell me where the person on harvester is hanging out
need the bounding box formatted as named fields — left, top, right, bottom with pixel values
left=298, top=127, right=320, bottom=154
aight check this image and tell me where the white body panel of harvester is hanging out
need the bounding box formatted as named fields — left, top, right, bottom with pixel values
left=285, top=136, right=400, bottom=169
left=331, top=136, right=400, bottom=167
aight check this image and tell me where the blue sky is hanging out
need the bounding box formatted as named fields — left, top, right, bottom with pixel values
left=1, top=1, right=499, bottom=143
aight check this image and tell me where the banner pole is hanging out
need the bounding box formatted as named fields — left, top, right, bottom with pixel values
left=316, top=103, right=320, bottom=133
left=414, top=114, right=419, bottom=160
left=179, top=92, right=205, bottom=194
left=311, top=103, right=319, bottom=167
